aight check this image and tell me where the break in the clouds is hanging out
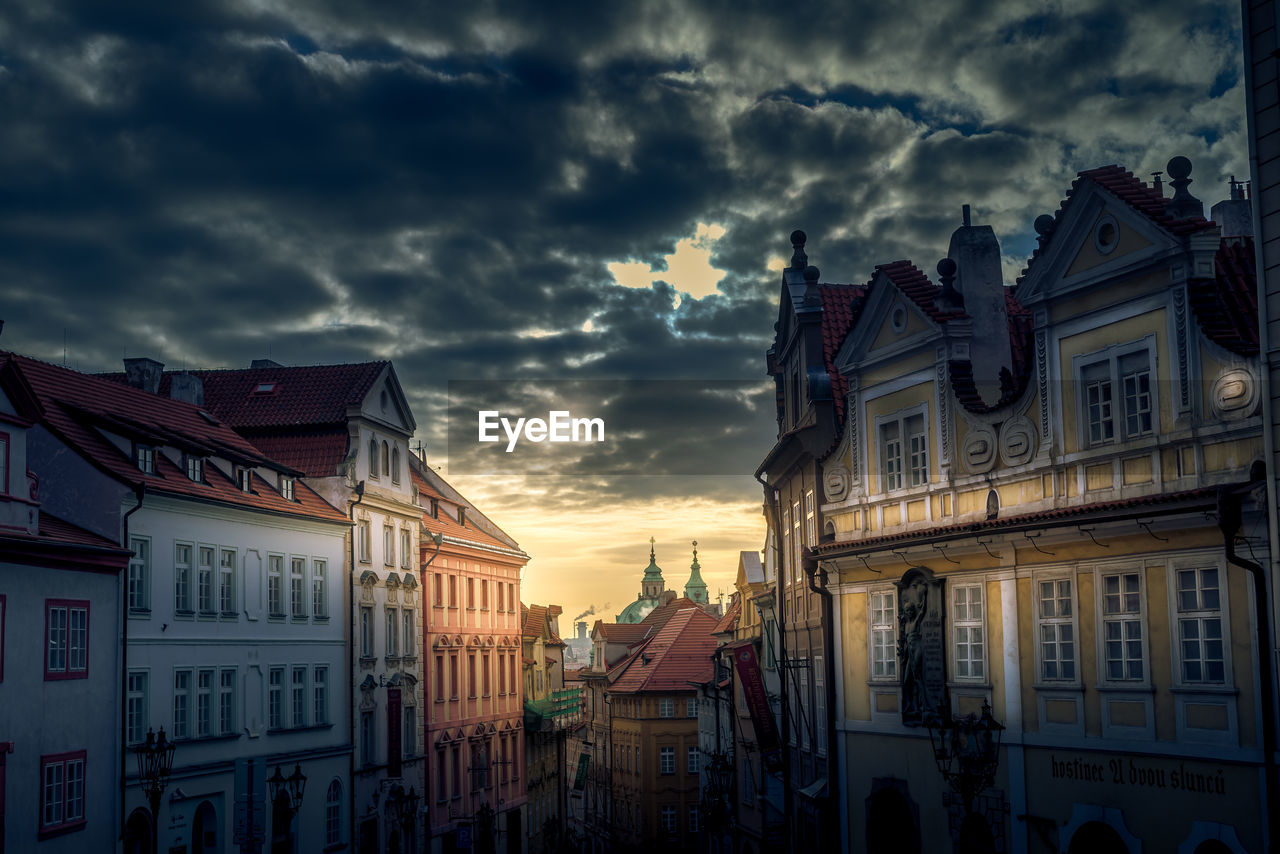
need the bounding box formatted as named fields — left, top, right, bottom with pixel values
left=0, top=0, right=1248, bottom=618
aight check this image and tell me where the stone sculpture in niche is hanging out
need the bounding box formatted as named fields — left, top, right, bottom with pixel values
left=895, top=566, right=947, bottom=726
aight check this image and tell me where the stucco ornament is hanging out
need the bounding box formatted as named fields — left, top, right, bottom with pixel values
left=998, top=415, right=1037, bottom=467
left=824, top=463, right=851, bottom=503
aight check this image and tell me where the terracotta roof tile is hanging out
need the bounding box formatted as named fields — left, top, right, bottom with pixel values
left=712, top=599, right=740, bottom=634
left=818, top=284, right=866, bottom=422
left=411, top=466, right=513, bottom=550
left=1188, top=238, right=1258, bottom=357
left=607, top=607, right=719, bottom=694
left=247, top=430, right=351, bottom=478
left=874, top=260, right=967, bottom=325
left=5, top=353, right=347, bottom=523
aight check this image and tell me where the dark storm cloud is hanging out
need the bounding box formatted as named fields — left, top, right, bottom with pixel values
left=0, top=0, right=1247, bottom=515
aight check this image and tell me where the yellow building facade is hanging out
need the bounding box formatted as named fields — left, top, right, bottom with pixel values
left=770, top=162, right=1269, bottom=852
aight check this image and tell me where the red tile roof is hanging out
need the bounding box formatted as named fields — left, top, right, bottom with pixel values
left=816, top=485, right=1219, bottom=555
left=607, top=607, right=719, bottom=694
left=593, top=622, right=652, bottom=646
left=4, top=353, right=347, bottom=523
left=169, top=362, right=387, bottom=429
left=522, top=604, right=548, bottom=639
left=875, top=260, right=967, bottom=325
left=818, top=284, right=866, bottom=422
left=1188, top=238, right=1258, bottom=357
left=639, top=595, right=717, bottom=632
left=712, top=599, right=740, bottom=635
left=411, top=466, right=514, bottom=551
left=248, top=430, right=351, bottom=478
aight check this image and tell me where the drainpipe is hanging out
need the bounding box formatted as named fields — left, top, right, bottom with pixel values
left=1218, top=483, right=1279, bottom=854
left=802, top=550, right=838, bottom=852
left=349, top=481, right=365, bottom=851
left=753, top=471, right=791, bottom=849
left=119, top=484, right=145, bottom=848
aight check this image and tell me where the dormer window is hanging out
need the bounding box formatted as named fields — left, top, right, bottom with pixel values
left=458, top=507, right=466, bottom=527
left=237, top=467, right=253, bottom=493
left=280, top=475, right=295, bottom=501
left=430, top=499, right=439, bottom=519
left=185, top=455, right=204, bottom=483
left=134, top=444, right=155, bottom=474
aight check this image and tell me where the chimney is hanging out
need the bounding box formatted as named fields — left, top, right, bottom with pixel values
left=946, top=207, right=1012, bottom=406
left=169, top=371, right=204, bottom=406
left=251, top=358, right=283, bottom=368
left=1210, top=175, right=1254, bottom=244
left=576, top=621, right=587, bottom=640
left=124, top=357, right=164, bottom=394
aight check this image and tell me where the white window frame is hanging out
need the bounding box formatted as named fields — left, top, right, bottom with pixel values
left=314, top=665, right=328, bottom=725
left=950, top=582, right=986, bottom=682
left=804, top=490, right=816, bottom=547
left=128, top=536, right=150, bottom=613
left=384, top=525, right=396, bottom=567
left=267, top=554, right=285, bottom=618
left=401, top=529, right=412, bottom=569
left=197, top=545, right=216, bottom=614
left=659, top=746, right=675, bottom=775
left=360, top=606, right=374, bottom=659
left=659, top=698, right=674, bottom=718
left=325, top=779, right=343, bottom=845
left=269, top=666, right=284, bottom=730
left=1096, top=565, right=1149, bottom=687
left=218, top=667, right=237, bottom=735
left=868, top=588, right=898, bottom=681
left=1072, top=335, right=1157, bottom=449
left=1034, top=572, right=1079, bottom=686
left=290, top=556, right=307, bottom=619
left=1168, top=560, right=1231, bottom=688
left=174, top=543, right=194, bottom=614
left=814, top=653, right=827, bottom=756
left=196, top=668, right=213, bottom=737
left=127, top=669, right=149, bottom=745
left=358, top=519, right=371, bottom=563
left=218, top=548, right=236, bottom=615
left=687, top=746, right=700, bottom=775
left=186, top=455, right=204, bottom=483
left=291, top=665, right=307, bottom=728
left=386, top=608, right=399, bottom=658
left=875, top=403, right=929, bottom=494
left=312, top=559, right=328, bottom=618
left=173, top=668, right=193, bottom=740
left=279, top=475, right=294, bottom=501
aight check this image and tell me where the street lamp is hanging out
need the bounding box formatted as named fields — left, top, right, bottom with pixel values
left=267, top=763, right=307, bottom=852
left=135, top=727, right=177, bottom=854
left=927, top=701, right=1004, bottom=815
left=701, top=752, right=733, bottom=851
left=388, top=785, right=421, bottom=851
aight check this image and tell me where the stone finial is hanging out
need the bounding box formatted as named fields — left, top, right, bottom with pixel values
left=1164, top=155, right=1203, bottom=219
left=1033, top=214, right=1055, bottom=247
left=935, top=257, right=963, bottom=311
left=790, top=230, right=808, bottom=270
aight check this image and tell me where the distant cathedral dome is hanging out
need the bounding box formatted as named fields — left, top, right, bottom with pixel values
left=616, top=538, right=667, bottom=623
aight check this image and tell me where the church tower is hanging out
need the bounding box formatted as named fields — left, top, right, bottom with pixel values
left=641, top=536, right=665, bottom=599
left=684, top=540, right=709, bottom=605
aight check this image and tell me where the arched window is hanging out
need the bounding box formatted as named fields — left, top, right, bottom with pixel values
left=325, top=779, right=343, bottom=846
left=369, top=439, right=379, bottom=478
left=381, top=442, right=390, bottom=478
left=391, top=447, right=401, bottom=484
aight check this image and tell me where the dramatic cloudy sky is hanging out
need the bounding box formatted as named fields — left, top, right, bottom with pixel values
left=0, top=1, right=1248, bottom=624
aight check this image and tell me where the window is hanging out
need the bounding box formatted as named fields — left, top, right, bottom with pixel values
left=312, top=559, right=328, bottom=618
left=804, top=490, right=816, bottom=547
left=401, top=529, right=412, bottom=569
left=219, top=667, right=236, bottom=734
left=175, top=544, right=193, bottom=613
left=1078, top=342, right=1155, bottom=446
left=290, top=557, right=306, bottom=618
left=880, top=411, right=927, bottom=491
left=325, top=780, right=342, bottom=846
left=127, top=670, right=149, bottom=744
left=659, top=698, right=674, bottom=718
left=791, top=500, right=801, bottom=583
left=815, top=653, right=827, bottom=755
left=1102, top=571, right=1145, bottom=681
left=437, top=750, right=448, bottom=801
left=1038, top=578, right=1076, bottom=681
left=433, top=573, right=444, bottom=608
left=501, top=736, right=510, bottom=783
left=39, top=751, right=85, bottom=835
left=312, top=665, right=329, bottom=725
left=451, top=655, right=459, bottom=700
left=386, top=609, right=399, bottom=657
left=403, top=705, right=416, bottom=757
left=497, top=579, right=504, bottom=612
left=0, top=433, right=7, bottom=493
left=782, top=507, right=791, bottom=588
left=268, top=555, right=285, bottom=617
left=952, top=584, right=985, bottom=680
left=436, top=656, right=445, bottom=699
left=481, top=579, right=489, bottom=610
left=186, top=455, right=204, bottom=482
left=508, top=655, right=515, bottom=694
left=135, top=444, right=155, bottom=474
left=391, top=446, right=401, bottom=484
left=369, top=439, right=379, bottom=478
left=45, top=600, right=88, bottom=680
left=661, top=805, right=677, bottom=833
left=381, top=441, right=390, bottom=478
left=197, top=669, right=213, bottom=737
left=173, top=669, right=192, bottom=739
left=128, top=536, right=150, bottom=612
left=870, top=591, right=897, bottom=679
left=482, top=652, right=491, bottom=696
left=449, top=575, right=458, bottom=608
left=291, top=666, right=306, bottom=727
left=360, top=606, right=374, bottom=658
left=498, top=653, right=506, bottom=694
left=687, top=697, right=696, bottom=717
left=659, top=746, right=675, bottom=774
left=358, top=520, right=371, bottom=563
left=237, top=467, right=253, bottom=492
left=468, top=653, right=477, bottom=697
left=687, top=746, right=700, bottom=774
left=451, top=746, right=461, bottom=797
left=197, top=546, right=215, bottom=613
left=688, top=805, right=700, bottom=834
left=383, top=526, right=395, bottom=567
left=269, top=667, right=284, bottom=730
left=361, top=711, right=375, bottom=764
left=1176, top=567, right=1225, bottom=684
left=508, top=582, right=516, bottom=613
left=403, top=610, right=415, bottom=659
left=218, top=548, right=236, bottom=614
left=279, top=475, right=294, bottom=501
left=467, top=578, right=476, bottom=609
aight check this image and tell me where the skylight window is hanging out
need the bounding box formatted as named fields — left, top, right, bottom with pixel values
left=252, top=382, right=278, bottom=395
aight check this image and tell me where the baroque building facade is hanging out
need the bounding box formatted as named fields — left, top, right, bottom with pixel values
left=763, top=161, right=1271, bottom=852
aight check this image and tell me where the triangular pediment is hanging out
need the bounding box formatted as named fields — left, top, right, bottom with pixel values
left=836, top=269, right=938, bottom=371
left=359, top=365, right=416, bottom=434
left=1016, top=179, right=1184, bottom=307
